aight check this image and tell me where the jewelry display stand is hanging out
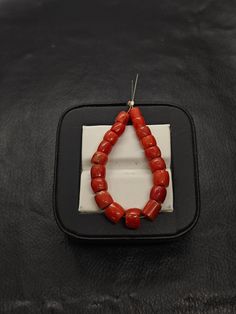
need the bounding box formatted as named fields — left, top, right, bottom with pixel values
left=54, top=104, right=200, bottom=241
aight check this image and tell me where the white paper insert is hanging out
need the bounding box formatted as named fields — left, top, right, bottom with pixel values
left=79, top=125, right=173, bottom=212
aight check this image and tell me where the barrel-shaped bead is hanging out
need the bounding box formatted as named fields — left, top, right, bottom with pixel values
left=115, top=111, right=129, bottom=124
left=135, top=125, right=151, bottom=139
left=149, top=157, right=166, bottom=172
left=125, top=208, right=141, bottom=229
left=111, top=122, right=126, bottom=136
left=141, top=135, right=157, bottom=149
left=145, top=146, right=161, bottom=160
left=142, top=200, right=161, bottom=221
left=153, top=170, right=169, bottom=187
left=91, top=178, right=108, bottom=193
left=98, top=140, right=112, bottom=154
left=150, top=186, right=167, bottom=203
left=95, top=191, right=113, bottom=209
left=130, top=107, right=142, bottom=120
left=104, top=130, right=119, bottom=145
left=104, top=202, right=125, bottom=223
left=91, top=151, right=108, bottom=165
left=133, top=116, right=146, bottom=128
left=91, top=164, right=106, bottom=178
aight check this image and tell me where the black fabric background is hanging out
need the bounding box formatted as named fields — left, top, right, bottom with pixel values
left=0, top=0, right=236, bottom=313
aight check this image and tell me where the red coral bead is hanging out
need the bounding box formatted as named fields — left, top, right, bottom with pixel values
left=95, top=191, right=113, bottom=209
left=149, top=157, right=166, bottom=172
left=115, top=111, right=129, bottom=124
left=135, top=125, right=151, bottom=139
left=90, top=165, right=106, bottom=178
left=145, top=146, right=161, bottom=160
left=111, top=122, right=126, bottom=136
left=133, top=116, right=146, bottom=128
left=104, top=130, right=119, bottom=145
left=130, top=107, right=142, bottom=119
left=153, top=170, right=169, bottom=187
left=125, top=208, right=141, bottom=229
left=142, top=200, right=161, bottom=221
left=150, top=186, right=167, bottom=203
left=98, top=140, right=112, bottom=154
left=141, top=135, right=157, bottom=149
left=91, top=151, right=108, bottom=165
left=91, top=178, right=108, bottom=193
left=104, top=202, right=125, bottom=223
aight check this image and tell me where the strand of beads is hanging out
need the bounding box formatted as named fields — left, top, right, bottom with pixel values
left=129, top=107, right=169, bottom=221
left=91, top=111, right=129, bottom=224
left=90, top=107, right=169, bottom=229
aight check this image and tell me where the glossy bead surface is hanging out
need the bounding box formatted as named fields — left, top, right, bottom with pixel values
left=91, top=178, right=108, bottom=193
left=145, top=146, right=161, bottom=160
left=149, top=157, right=166, bottom=172
left=111, top=122, right=126, bottom=136
left=150, top=186, right=167, bottom=203
left=142, top=200, right=161, bottom=221
left=91, top=165, right=106, bottom=178
left=95, top=191, right=113, bottom=209
left=153, top=170, right=169, bottom=187
left=115, top=111, right=129, bottom=124
left=130, top=107, right=142, bottom=119
left=133, top=116, right=146, bottom=128
left=135, top=125, right=151, bottom=139
left=91, top=151, right=108, bottom=165
left=141, top=135, right=157, bottom=149
left=125, top=208, right=141, bottom=229
left=104, top=202, right=125, bottom=223
left=98, top=140, right=112, bottom=154
left=104, top=130, right=118, bottom=145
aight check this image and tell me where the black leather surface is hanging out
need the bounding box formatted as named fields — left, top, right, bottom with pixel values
left=1, top=0, right=236, bottom=313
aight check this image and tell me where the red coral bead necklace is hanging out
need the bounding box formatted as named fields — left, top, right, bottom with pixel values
left=90, top=74, right=169, bottom=229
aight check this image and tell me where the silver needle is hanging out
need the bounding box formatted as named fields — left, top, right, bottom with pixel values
left=127, top=73, right=139, bottom=110
left=131, top=79, right=134, bottom=99
left=132, top=73, right=139, bottom=101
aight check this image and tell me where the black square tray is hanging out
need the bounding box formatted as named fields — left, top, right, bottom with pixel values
left=53, top=104, right=200, bottom=242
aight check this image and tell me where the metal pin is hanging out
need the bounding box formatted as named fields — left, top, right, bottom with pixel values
left=132, top=73, right=139, bottom=101
left=131, top=79, right=134, bottom=100
left=128, top=73, right=139, bottom=110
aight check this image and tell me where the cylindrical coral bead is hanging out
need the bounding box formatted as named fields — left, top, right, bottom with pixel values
left=135, top=125, right=151, bottom=139
left=91, top=178, right=108, bottom=193
left=98, top=140, right=112, bottom=154
left=91, top=151, right=108, bottom=165
left=142, top=200, right=161, bottom=221
left=130, top=107, right=142, bottom=120
left=95, top=191, right=113, bottom=209
left=133, top=116, right=146, bottom=128
left=91, top=165, right=106, bottom=178
left=150, top=186, right=167, bottom=203
left=125, top=208, right=141, bottom=229
left=115, top=111, right=129, bottom=124
left=111, top=122, right=126, bottom=136
left=145, top=146, right=161, bottom=160
left=153, top=170, right=169, bottom=187
left=141, top=135, right=157, bottom=149
left=104, top=202, right=125, bottom=223
left=149, top=157, right=166, bottom=172
left=104, top=130, right=119, bottom=145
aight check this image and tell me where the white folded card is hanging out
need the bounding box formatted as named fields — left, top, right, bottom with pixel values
left=79, top=125, right=173, bottom=212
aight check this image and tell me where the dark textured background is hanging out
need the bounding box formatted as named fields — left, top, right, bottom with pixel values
left=0, top=0, right=236, bottom=313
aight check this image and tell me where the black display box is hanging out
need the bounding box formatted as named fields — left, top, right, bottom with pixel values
left=53, top=104, right=200, bottom=242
